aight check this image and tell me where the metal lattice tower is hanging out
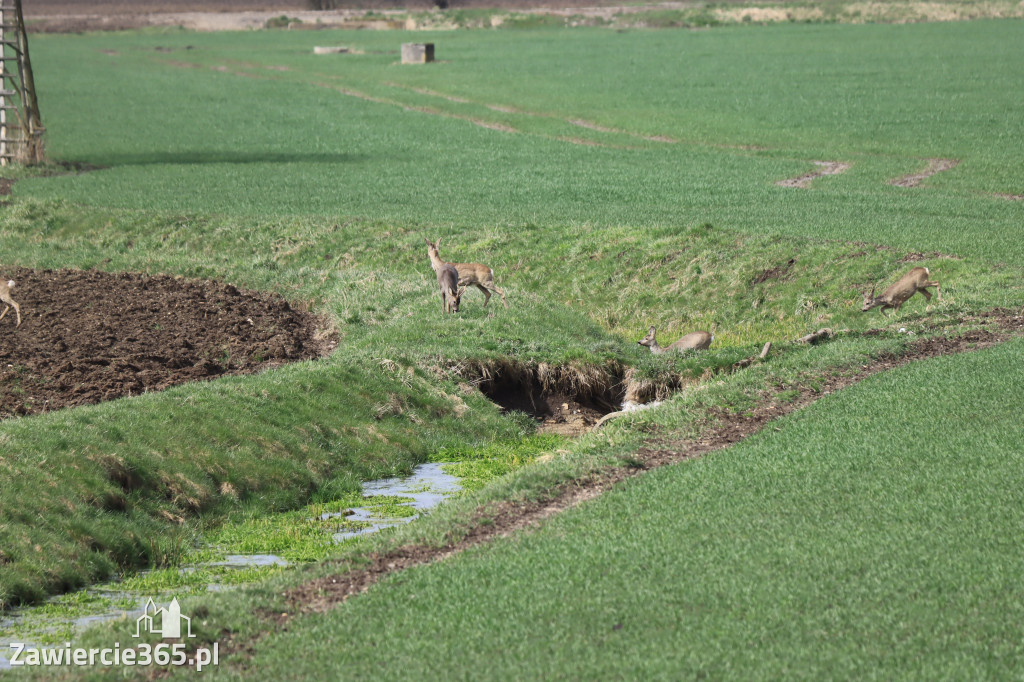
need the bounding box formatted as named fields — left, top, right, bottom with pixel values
left=0, top=0, right=43, bottom=165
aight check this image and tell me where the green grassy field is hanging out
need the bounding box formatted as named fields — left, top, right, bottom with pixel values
left=1, top=15, right=1023, bottom=679
left=17, top=21, right=1024, bottom=261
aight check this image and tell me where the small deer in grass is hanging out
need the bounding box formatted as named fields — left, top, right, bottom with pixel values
left=638, top=326, right=713, bottom=354
left=424, top=238, right=507, bottom=308
left=861, top=266, right=941, bottom=315
left=0, top=279, right=20, bottom=327
left=425, top=240, right=465, bottom=314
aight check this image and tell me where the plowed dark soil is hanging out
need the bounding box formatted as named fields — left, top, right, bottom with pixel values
left=0, top=266, right=335, bottom=419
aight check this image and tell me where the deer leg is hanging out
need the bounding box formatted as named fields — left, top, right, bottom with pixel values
left=920, top=288, right=932, bottom=302
left=0, top=301, right=18, bottom=327
left=475, top=283, right=491, bottom=307
left=492, top=285, right=508, bottom=308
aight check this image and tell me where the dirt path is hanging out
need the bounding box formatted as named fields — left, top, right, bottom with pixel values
left=21, top=0, right=688, bottom=32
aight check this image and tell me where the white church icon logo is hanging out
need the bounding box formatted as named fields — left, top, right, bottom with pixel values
left=134, top=598, right=194, bottom=639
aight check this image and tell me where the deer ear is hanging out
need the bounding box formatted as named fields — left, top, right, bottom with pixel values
left=648, top=326, right=656, bottom=334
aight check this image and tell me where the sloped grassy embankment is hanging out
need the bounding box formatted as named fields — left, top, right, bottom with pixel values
left=1, top=199, right=1021, bottom=611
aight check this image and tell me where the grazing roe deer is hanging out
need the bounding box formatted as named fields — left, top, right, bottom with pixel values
left=437, top=263, right=463, bottom=313
left=424, top=238, right=506, bottom=308
left=425, top=239, right=464, bottom=314
left=0, top=279, right=20, bottom=327
left=638, top=326, right=713, bottom=354
left=861, top=266, right=941, bottom=315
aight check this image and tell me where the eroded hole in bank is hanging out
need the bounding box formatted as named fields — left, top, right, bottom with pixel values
left=471, top=361, right=691, bottom=436
left=479, top=377, right=619, bottom=436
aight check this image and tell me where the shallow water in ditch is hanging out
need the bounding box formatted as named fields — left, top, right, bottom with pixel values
left=329, top=462, right=462, bottom=541
left=0, top=462, right=462, bottom=670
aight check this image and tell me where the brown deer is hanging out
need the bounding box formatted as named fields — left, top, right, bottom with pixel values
left=437, top=263, right=463, bottom=314
left=424, top=238, right=506, bottom=308
left=638, top=326, right=713, bottom=354
left=0, top=279, right=20, bottom=327
left=425, top=240, right=464, bottom=314
left=861, top=266, right=941, bottom=315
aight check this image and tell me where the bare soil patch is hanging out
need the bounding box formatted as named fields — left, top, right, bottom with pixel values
left=776, top=161, right=851, bottom=188
left=889, top=158, right=959, bottom=187
left=752, top=257, right=796, bottom=284
left=0, top=267, right=335, bottom=419
left=20, top=0, right=660, bottom=32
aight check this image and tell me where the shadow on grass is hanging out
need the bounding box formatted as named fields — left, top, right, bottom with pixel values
left=90, top=151, right=373, bottom=167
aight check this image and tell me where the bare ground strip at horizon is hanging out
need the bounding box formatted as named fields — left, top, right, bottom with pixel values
left=163, top=310, right=1024, bottom=674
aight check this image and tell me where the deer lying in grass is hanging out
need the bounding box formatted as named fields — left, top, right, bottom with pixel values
left=0, top=279, right=20, bottom=327
left=861, top=266, right=941, bottom=315
left=638, top=326, right=713, bottom=354
left=425, top=240, right=465, bottom=314
left=424, top=238, right=506, bottom=308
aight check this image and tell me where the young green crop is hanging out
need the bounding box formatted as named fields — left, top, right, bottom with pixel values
left=15, top=22, right=1024, bottom=258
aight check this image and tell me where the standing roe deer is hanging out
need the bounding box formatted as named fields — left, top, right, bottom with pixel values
left=0, top=279, right=20, bottom=327
left=638, top=326, right=713, bottom=354
left=861, top=266, right=941, bottom=315
left=425, top=239, right=464, bottom=314
left=424, top=238, right=506, bottom=308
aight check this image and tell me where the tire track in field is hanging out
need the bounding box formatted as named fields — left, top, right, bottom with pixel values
left=384, top=83, right=781, bottom=152
left=385, top=82, right=678, bottom=144
left=156, top=58, right=1019, bottom=196
left=155, top=57, right=527, bottom=139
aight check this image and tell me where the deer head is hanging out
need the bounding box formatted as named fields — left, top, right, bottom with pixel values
left=637, top=326, right=658, bottom=350
left=861, top=285, right=879, bottom=312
